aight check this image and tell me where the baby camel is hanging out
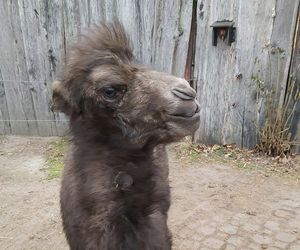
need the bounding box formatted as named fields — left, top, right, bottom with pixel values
left=52, top=22, right=200, bottom=250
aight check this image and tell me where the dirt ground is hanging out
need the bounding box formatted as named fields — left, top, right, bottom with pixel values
left=0, top=136, right=300, bottom=250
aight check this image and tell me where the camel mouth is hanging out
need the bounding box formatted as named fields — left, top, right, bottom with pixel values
left=168, top=112, right=200, bottom=120
left=166, top=112, right=200, bottom=135
left=168, top=101, right=200, bottom=119
left=169, top=112, right=199, bottom=118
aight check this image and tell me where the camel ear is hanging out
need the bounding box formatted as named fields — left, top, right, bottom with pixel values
left=51, top=80, right=81, bottom=116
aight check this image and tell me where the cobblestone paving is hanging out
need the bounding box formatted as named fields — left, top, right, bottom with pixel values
left=168, top=149, right=300, bottom=250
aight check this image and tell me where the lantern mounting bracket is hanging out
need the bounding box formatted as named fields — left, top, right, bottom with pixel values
left=210, top=20, right=236, bottom=46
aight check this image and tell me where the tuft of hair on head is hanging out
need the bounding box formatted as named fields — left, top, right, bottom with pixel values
left=69, top=21, right=134, bottom=69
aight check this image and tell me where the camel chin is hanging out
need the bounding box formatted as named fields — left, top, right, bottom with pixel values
left=166, top=113, right=200, bottom=137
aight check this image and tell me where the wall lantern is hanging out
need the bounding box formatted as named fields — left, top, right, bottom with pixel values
left=211, top=20, right=236, bottom=46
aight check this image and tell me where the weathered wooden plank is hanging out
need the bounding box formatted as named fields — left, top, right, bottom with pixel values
left=194, top=0, right=251, bottom=146
left=234, top=0, right=277, bottom=147
left=271, top=0, right=300, bottom=109
left=289, top=3, right=300, bottom=153
left=39, top=0, right=68, bottom=135
left=17, top=0, right=58, bottom=135
left=0, top=0, right=35, bottom=135
left=0, top=75, right=11, bottom=135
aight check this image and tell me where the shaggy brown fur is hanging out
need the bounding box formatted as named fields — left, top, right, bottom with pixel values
left=52, top=22, right=200, bottom=250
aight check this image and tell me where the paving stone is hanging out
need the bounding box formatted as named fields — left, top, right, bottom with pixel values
left=215, top=231, right=230, bottom=240
left=232, top=213, right=249, bottom=222
left=274, top=209, right=295, bottom=219
left=247, top=243, right=261, bottom=250
left=290, top=244, right=300, bottom=250
left=288, top=219, right=300, bottom=230
left=264, top=221, right=280, bottom=231
left=224, top=244, right=236, bottom=250
left=213, top=214, right=228, bottom=223
left=203, top=238, right=225, bottom=249
left=197, top=225, right=216, bottom=236
left=242, top=222, right=260, bottom=232
left=198, top=201, right=214, bottom=211
left=230, top=220, right=240, bottom=226
left=188, top=221, right=203, bottom=230
left=252, top=234, right=272, bottom=244
left=220, top=225, right=238, bottom=234
left=189, top=232, right=204, bottom=241
left=177, top=228, right=190, bottom=239
left=227, top=236, right=244, bottom=247
left=263, top=229, right=273, bottom=235
left=273, top=240, right=288, bottom=249
left=275, top=232, right=297, bottom=243
left=278, top=200, right=300, bottom=208
left=178, top=239, right=201, bottom=250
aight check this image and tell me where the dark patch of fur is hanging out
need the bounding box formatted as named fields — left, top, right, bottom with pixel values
left=61, top=139, right=172, bottom=250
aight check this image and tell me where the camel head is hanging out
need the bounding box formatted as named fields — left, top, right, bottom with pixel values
left=52, top=22, right=200, bottom=147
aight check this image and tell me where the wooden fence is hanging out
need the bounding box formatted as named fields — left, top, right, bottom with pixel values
left=0, top=0, right=192, bottom=136
left=0, top=0, right=299, bottom=149
left=193, top=0, right=300, bottom=147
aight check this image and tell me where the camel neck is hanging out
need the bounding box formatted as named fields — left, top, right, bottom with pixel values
left=70, top=119, right=156, bottom=154
left=70, top=130, right=154, bottom=160
left=70, top=131, right=156, bottom=184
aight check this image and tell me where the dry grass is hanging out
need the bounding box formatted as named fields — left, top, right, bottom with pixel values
left=253, top=74, right=300, bottom=157
left=173, top=138, right=300, bottom=182
left=252, top=45, right=300, bottom=157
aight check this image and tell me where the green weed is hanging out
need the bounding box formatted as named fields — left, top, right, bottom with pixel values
left=45, top=137, right=68, bottom=179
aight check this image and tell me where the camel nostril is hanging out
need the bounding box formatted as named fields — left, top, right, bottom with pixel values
left=172, top=87, right=196, bottom=100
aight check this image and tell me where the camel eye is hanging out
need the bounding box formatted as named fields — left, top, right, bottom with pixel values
left=103, top=87, right=117, bottom=99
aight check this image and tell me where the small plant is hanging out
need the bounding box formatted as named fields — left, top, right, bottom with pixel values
left=252, top=44, right=300, bottom=157
left=45, top=137, right=68, bottom=179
